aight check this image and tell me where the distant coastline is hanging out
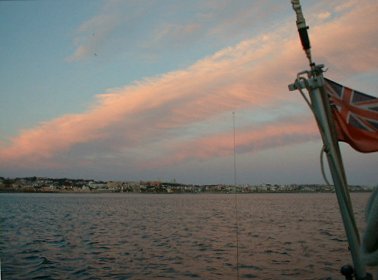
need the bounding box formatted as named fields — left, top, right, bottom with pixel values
left=0, top=176, right=374, bottom=194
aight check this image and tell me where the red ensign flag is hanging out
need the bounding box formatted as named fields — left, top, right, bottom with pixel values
left=324, top=78, right=378, bottom=153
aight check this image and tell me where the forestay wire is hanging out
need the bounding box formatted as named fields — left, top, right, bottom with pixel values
left=234, top=185, right=240, bottom=280
left=232, top=112, right=240, bottom=280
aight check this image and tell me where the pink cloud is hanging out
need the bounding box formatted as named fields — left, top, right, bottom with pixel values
left=1, top=0, right=376, bottom=171
left=140, top=117, right=319, bottom=169
left=311, top=1, right=378, bottom=75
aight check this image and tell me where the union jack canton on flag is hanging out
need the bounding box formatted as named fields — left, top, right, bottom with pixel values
left=324, top=78, right=378, bottom=153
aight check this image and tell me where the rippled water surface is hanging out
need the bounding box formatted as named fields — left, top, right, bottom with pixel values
left=0, top=193, right=374, bottom=279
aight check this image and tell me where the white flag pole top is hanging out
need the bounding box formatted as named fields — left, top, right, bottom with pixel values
left=288, top=1, right=372, bottom=279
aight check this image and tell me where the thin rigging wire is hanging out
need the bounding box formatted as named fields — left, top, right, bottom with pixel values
left=233, top=112, right=237, bottom=188
left=233, top=112, right=240, bottom=280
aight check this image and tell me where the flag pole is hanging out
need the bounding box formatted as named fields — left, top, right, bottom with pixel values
left=288, top=1, right=370, bottom=279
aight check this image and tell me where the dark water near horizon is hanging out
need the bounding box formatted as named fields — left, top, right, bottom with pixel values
left=0, top=193, right=376, bottom=280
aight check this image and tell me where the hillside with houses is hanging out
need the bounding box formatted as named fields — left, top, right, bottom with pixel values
left=0, top=177, right=374, bottom=193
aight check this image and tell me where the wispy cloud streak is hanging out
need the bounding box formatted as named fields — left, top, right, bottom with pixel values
left=141, top=116, right=319, bottom=169
left=2, top=0, right=377, bottom=174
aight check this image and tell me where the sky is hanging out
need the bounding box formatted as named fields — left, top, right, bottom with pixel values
left=0, top=0, right=377, bottom=185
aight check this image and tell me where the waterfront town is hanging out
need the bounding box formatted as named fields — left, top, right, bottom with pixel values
left=0, top=176, right=374, bottom=193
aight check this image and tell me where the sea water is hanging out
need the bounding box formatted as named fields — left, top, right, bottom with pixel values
left=0, top=192, right=374, bottom=280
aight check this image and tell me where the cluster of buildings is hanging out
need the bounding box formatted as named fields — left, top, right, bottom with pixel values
left=0, top=176, right=373, bottom=193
